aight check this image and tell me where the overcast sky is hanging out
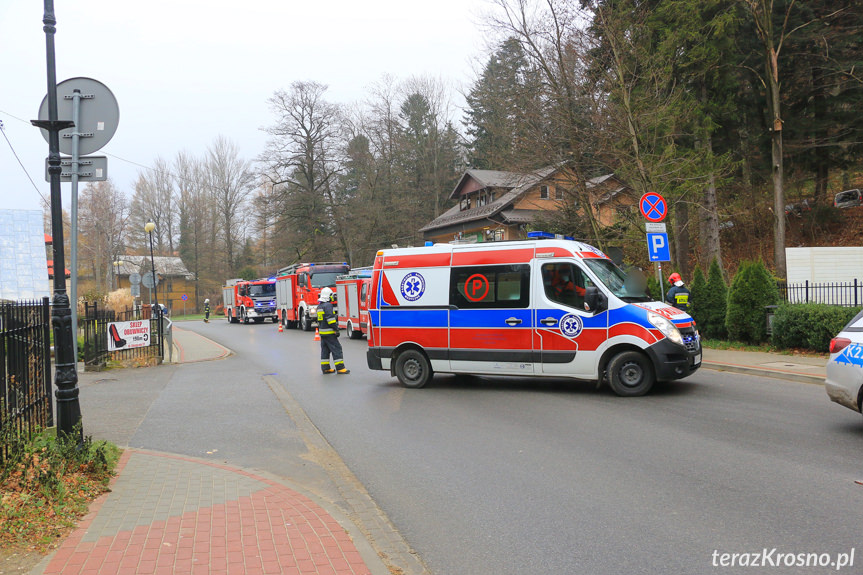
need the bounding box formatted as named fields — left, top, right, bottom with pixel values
left=0, top=0, right=493, bottom=213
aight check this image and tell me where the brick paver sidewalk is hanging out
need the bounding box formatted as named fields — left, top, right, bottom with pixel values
left=36, top=450, right=374, bottom=575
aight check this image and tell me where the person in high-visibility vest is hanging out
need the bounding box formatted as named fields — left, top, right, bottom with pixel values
left=665, top=273, right=691, bottom=311
left=203, top=299, right=210, bottom=323
left=316, top=287, right=349, bottom=374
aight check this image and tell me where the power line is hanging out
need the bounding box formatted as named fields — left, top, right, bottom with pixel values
left=0, top=119, right=49, bottom=206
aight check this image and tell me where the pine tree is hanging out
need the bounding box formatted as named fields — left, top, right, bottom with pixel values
left=701, top=258, right=728, bottom=340
left=726, top=260, right=779, bottom=343
left=688, top=266, right=707, bottom=329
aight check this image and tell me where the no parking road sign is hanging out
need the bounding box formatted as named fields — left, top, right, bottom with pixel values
left=639, top=193, right=668, bottom=222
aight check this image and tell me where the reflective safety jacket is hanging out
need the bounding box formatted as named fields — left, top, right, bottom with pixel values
left=666, top=285, right=691, bottom=311
left=317, top=300, right=339, bottom=335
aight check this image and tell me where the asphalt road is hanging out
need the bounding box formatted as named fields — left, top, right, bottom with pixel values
left=178, top=319, right=863, bottom=575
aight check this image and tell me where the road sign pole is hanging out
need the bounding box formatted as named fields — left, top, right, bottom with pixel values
left=70, top=88, right=81, bottom=362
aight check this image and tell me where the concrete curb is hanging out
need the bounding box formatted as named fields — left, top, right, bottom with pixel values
left=702, top=361, right=825, bottom=386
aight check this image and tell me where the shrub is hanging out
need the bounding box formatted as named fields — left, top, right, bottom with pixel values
left=771, top=304, right=862, bottom=352
left=647, top=274, right=661, bottom=302
left=689, top=265, right=707, bottom=326
left=700, top=258, right=728, bottom=339
left=725, top=260, right=780, bottom=343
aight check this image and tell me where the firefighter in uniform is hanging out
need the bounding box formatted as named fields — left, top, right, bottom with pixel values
left=317, top=287, right=350, bottom=374
left=665, top=272, right=691, bottom=311
left=203, top=298, right=210, bottom=323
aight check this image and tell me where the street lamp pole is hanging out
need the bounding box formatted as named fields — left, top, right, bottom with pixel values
left=144, top=221, right=163, bottom=359
left=31, top=0, right=81, bottom=442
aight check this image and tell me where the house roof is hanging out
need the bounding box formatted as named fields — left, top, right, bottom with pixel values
left=449, top=169, right=532, bottom=200
left=587, top=173, right=630, bottom=205
left=422, top=165, right=558, bottom=232
left=115, top=255, right=194, bottom=279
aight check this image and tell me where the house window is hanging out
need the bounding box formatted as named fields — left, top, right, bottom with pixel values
left=460, top=196, right=472, bottom=211
left=540, top=185, right=549, bottom=199
left=555, top=187, right=564, bottom=200
left=489, top=191, right=495, bottom=202
left=478, top=194, right=487, bottom=207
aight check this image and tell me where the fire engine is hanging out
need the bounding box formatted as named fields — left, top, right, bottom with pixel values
left=222, top=278, right=277, bottom=324
left=366, top=233, right=701, bottom=396
left=275, top=262, right=350, bottom=331
left=335, top=267, right=372, bottom=339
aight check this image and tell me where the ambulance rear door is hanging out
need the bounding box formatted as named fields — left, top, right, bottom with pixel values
left=534, top=260, right=608, bottom=377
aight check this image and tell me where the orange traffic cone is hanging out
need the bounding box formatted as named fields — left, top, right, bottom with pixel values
left=278, top=321, right=283, bottom=333
left=313, top=328, right=320, bottom=341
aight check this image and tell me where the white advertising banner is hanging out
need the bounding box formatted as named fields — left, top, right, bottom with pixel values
left=107, top=320, right=151, bottom=351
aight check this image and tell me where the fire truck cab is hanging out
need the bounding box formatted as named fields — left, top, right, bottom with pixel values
left=335, top=267, right=372, bottom=339
left=222, top=278, right=277, bottom=324
left=276, top=262, right=350, bottom=331
left=366, top=234, right=701, bottom=396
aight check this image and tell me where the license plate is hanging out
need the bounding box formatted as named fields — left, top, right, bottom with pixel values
left=693, top=353, right=701, bottom=366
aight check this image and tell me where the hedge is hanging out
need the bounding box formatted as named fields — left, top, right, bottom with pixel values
left=770, top=304, right=862, bottom=353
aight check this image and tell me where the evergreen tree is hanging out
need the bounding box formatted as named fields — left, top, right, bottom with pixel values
left=701, top=258, right=728, bottom=340
left=726, top=260, right=779, bottom=343
left=688, top=266, right=707, bottom=329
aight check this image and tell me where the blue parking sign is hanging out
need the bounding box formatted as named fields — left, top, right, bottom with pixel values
left=647, top=233, right=670, bottom=262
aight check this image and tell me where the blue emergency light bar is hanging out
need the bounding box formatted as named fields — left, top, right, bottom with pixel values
left=527, top=231, right=575, bottom=241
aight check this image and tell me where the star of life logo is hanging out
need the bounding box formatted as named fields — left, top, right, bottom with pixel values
left=400, top=272, right=426, bottom=302
left=560, top=313, right=584, bottom=338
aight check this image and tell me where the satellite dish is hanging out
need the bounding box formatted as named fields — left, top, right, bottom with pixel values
left=38, top=77, right=120, bottom=156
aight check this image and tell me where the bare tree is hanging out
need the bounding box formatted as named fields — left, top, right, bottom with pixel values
left=78, top=179, right=129, bottom=293
left=260, top=81, right=349, bottom=262
left=206, top=136, right=254, bottom=275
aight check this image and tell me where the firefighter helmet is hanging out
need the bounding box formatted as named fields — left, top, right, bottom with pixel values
left=668, top=273, right=682, bottom=285
left=204, top=298, right=209, bottom=304
left=319, top=287, right=334, bottom=302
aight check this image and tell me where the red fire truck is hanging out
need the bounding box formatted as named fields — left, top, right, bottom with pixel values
left=275, top=262, right=350, bottom=331
left=222, top=278, right=278, bottom=324
left=335, top=267, right=372, bottom=339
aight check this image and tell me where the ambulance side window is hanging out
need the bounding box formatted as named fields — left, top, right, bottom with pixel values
left=449, top=264, right=530, bottom=309
left=542, top=263, right=592, bottom=309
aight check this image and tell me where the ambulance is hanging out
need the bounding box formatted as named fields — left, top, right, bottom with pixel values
left=366, top=233, right=701, bottom=396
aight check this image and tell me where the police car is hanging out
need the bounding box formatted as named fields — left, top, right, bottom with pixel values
left=825, top=310, right=863, bottom=414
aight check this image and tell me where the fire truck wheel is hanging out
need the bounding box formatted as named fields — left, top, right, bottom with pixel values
left=242, top=310, right=250, bottom=324
left=300, top=312, right=312, bottom=331
left=607, top=350, right=654, bottom=397
left=272, top=316, right=279, bottom=323
left=347, top=321, right=360, bottom=339
left=395, top=349, right=432, bottom=389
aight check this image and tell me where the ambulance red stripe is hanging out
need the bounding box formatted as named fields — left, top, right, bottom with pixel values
left=452, top=248, right=536, bottom=267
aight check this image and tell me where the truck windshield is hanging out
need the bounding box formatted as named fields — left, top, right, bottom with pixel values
left=248, top=284, right=276, bottom=296
left=583, top=259, right=651, bottom=302
left=310, top=272, right=340, bottom=288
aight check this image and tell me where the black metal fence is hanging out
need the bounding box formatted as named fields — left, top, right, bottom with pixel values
left=778, top=280, right=863, bottom=307
left=0, top=297, right=53, bottom=460
left=82, top=302, right=163, bottom=370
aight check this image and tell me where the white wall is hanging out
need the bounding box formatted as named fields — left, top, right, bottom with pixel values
left=785, top=247, right=863, bottom=283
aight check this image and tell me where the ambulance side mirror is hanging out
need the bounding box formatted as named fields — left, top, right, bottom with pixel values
left=584, top=286, right=607, bottom=314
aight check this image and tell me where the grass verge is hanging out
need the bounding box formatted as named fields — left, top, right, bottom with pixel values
left=0, top=427, right=120, bottom=554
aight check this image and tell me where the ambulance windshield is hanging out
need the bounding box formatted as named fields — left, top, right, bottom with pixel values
left=583, top=259, right=651, bottom=302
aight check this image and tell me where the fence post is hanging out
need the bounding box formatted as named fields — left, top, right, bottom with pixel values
left=856, top=279, right=859, bottom=307
left=42, top=297, right=54, bottom=428
left=805, top=280, right=809, bottom=303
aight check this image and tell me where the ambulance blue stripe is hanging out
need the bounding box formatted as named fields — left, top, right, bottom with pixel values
left=533, top=309, right=607, bottom=329
left=450, top=309, right=533, bottom=328
left=608, top=306, right=652, bottom=329
left=378, top=308, right=449, bottom=327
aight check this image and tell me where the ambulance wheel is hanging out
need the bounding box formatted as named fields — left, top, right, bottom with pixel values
left=300, top=312, right=312, bottom=331
left=607, top=351, right=654, bottom=397
left=272, top=317, right=279, bottom=323
left=347, top=321, right=360, bottom=339
left=395, top=349, right=432, bottom=389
